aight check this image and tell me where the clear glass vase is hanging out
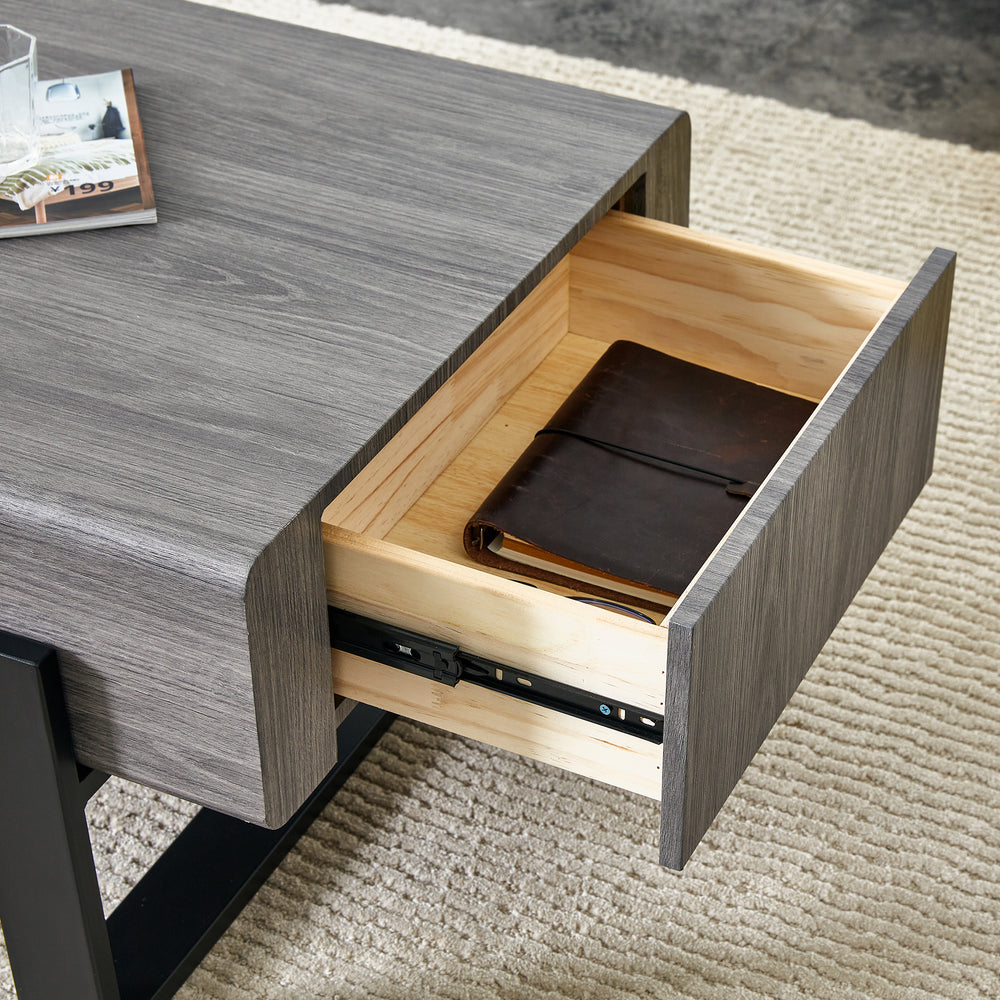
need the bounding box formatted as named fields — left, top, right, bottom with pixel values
left=0, top=25, right=38, bottom=179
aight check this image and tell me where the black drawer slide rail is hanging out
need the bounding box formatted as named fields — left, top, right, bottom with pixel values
left=329, top=606, right=664, bottom=744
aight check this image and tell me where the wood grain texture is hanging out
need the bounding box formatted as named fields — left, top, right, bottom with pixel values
left=644, top=120, right=691, bottom=227
left=0, top=0, right=689, bottom=823
left=570, top=214, right=905, bottom=401
left=382, top=333, right=608, bottom=565
left=661, top=249, right=955, bottom=869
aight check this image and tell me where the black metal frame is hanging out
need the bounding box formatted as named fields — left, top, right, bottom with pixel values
left=0, top=628, right=392, bottom=1000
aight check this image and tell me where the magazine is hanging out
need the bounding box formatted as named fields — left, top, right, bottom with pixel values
left=0, top=68, right=156, bottom=238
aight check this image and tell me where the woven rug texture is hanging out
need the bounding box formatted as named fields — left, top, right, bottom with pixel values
left=2, top=2, right=999, bottom=997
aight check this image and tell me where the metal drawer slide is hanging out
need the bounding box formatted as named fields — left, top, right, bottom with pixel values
left=329, top=607, right=664, bottom=744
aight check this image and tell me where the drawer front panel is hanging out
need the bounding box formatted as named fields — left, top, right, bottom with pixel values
left=662, top=249, right=955, bottom=869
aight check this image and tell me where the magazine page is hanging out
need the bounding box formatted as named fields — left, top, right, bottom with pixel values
left=0, top=69, right=155, bottom=236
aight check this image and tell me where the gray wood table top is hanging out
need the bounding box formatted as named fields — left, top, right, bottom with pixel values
left=0, top=0, right=690, bottom=823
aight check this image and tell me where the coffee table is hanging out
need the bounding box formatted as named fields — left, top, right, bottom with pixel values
left=0, top=2, right=953, bottom=998
left=1, top=2, right=689, bottom=996
left=1, top=0, right=688, bottom=825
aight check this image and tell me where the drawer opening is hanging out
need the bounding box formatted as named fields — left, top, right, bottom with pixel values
left=322, top=211, right=906, bottom=801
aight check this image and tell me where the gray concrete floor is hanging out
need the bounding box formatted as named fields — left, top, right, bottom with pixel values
left=331, top=0, right=1000, bottom=150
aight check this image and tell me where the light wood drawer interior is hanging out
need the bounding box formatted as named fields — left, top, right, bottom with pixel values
left=322, top=211, right=906, bottom=802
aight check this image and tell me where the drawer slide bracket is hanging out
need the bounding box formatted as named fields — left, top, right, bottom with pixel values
left=329, top=606, right=664, bottom=744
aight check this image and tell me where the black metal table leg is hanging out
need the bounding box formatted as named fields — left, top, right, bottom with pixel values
left=0, top=631, right=119, bottom=1000
left=0, top=629, right=393, bottom=1000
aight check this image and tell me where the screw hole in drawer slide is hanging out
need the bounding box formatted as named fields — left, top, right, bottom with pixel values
left=328, top=606, right=664, bottom=744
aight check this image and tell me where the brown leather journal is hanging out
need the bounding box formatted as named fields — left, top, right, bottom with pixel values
left=463, top=341, right=816, bottom=610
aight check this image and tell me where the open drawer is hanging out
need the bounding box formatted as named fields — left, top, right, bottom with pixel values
left=322, top=211, right=955, bottom=869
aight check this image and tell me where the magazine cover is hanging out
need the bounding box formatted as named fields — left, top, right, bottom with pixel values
left=0, top=68, right=156, bottom=237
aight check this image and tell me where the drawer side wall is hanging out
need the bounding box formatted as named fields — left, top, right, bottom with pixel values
left=661, top=249, right=955, bottom=869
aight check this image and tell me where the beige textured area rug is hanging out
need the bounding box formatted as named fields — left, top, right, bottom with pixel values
left=4, top=2, right=999, bottom=997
